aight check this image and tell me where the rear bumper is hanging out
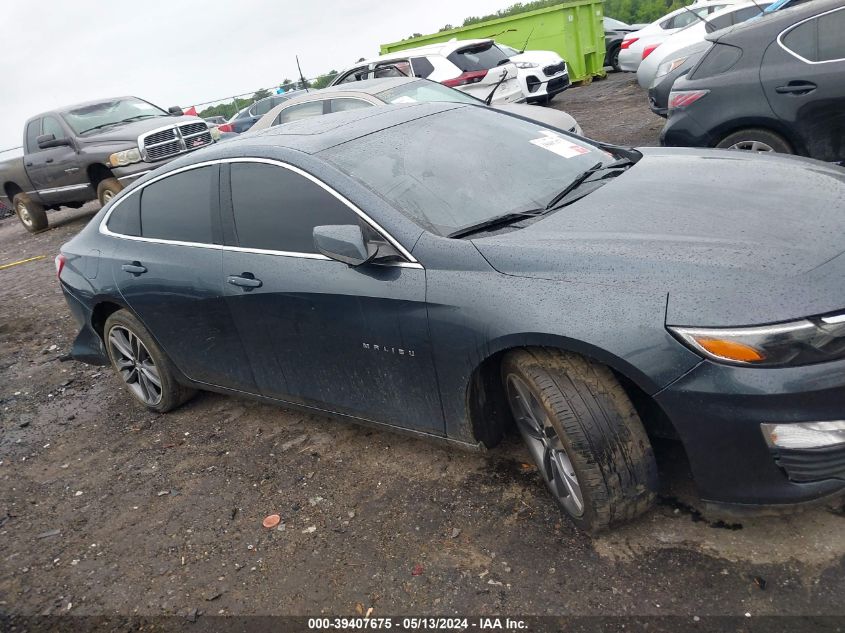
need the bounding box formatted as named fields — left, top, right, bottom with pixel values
left=617, top=48, right=641, bottom=72
left=655, top=358, right=845, bottom=507
left=61, top=284, right=109, bottom=366
left=660, top=109, right=714, bottom=148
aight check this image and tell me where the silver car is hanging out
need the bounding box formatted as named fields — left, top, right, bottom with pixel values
left=250, top=77, right=582, bottom=136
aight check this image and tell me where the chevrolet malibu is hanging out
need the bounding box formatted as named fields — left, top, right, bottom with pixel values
left=57, top=103, right=845, bottom=533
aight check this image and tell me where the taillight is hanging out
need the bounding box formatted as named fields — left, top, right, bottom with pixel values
left=668, top=89, right=710, bottom=110
left=217, top=123, right=233, bottom=133
left=442, top=70, right=488, bottom=87
left=642, top=44, right=660, bottom=60
left=55, top=253, right=66, bottom=280
left=620, top=37, right=639, bottom=50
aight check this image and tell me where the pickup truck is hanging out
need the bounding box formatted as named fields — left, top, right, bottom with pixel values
left=0, top=96, right=217, bottom=232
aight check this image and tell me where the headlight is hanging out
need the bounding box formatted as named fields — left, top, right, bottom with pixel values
left=210, top=126, right=221, bottom=141
left=514, top=61, right=539, bottom=69
left=108, top=147, right=142, bottom=167
left=668, top=313, right=845, bottom=367
left=656, top=55, right=688, bottom=79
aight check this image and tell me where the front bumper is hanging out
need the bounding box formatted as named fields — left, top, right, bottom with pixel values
left=113, top=161, right=154, bottom=186
left=525, top=73, right=571, bottom=101
left=655, top=357, right=845, bottom=507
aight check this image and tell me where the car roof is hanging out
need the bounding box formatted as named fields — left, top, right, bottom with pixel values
left=707, top=0, right=842, bottom=41
left=213, top=102, right=467, bottom=156
left=346, top=38, right=494, bottom=67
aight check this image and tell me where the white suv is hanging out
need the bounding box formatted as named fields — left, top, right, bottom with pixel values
left=497, top=43, right=570, bottom=104
left=330, top=39, right=525, bottom=106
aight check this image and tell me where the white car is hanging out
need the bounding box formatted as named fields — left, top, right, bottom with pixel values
left=636, top=1, right=771, bottom=88
left=617, top=0, right=742, bottom=72
left=330, top=39, right=524, bottom=106
left=496, top=43, right=570, bottom=103
left=250, top=77, right=582, bottom=136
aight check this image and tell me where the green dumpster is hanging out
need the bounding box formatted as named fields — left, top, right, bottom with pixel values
left=379, top=1, right=607, bottom=83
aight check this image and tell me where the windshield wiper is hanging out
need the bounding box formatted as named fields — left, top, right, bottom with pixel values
left=78, top=114, right=160, bottom=134
left=449, top=158, right=636, bottom=239
left=543, top=158, right=635, bottom=211
left=484, top=68, right=510, bottom=106
left=448, top=209, right=548, bottom=238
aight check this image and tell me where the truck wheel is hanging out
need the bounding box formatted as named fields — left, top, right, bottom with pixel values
left=13, top=193, right=48, bottom=233
left=716, top=129, right=792, bottom=154
left=104, top=309, right=196, bottom=413
left=97, top=178, right=123, bottom=206
left=502, top=348, right=657, bottom=533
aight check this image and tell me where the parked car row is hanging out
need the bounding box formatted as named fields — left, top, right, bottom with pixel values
left=620, top=0, right=844, bottom=164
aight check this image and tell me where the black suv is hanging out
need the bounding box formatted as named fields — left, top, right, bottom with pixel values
left=661, top=0, right=845, bottom=161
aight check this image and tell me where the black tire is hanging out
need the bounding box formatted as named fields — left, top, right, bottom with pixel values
left=103, top=309, right=195, bottom=413
left=609, top=46, right=621, bottom=72
left=715, top=128, right=792, bottom=154
left=502, top=348, right=657, bottom=533
left=12, top=192, right=48, bottom=233
left=97, top=177, right=124, bottom=207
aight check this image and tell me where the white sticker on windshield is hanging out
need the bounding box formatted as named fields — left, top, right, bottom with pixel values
left=390, top=96, right=417, bottom=104
left=530, top=130, right=591, bottom=158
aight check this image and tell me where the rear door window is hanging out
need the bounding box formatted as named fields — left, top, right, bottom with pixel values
left=25, top=119, right=41, bottom=153
left=818, top=8, right=845, bottom=61
left=229, top=162, right=360, bottom=253
left=106, top=193, right=141, bottom=236
left=273, top=101, right=327, bottom=126
left=329, top=98, right=373, bottom=113
left=336, top=66, right=369, bottom=83
left=139, top=165, right=218, bottom=244
left=447, top=43, right=510, bottom=71
left=374, top=60, right=411, bottom=78
left=410, top=57, right=435, bottom=78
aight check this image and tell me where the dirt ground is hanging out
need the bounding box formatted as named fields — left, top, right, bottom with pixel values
left=1, top=73, right=843, bottom=625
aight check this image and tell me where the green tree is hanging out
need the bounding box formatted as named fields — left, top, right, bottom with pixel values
left=311, top=70, right=339, bottom=89
left=251, top=88, right=271, bottom=101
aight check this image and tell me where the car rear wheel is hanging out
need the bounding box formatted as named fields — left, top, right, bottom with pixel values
left=104, top=310, right=195, bottom=413
left=609, top=46, right=621, bottom=72
left=502, top=348, right=657, bottom=533
left=97, top=178, right=124, bottom=206
left=13, top=193, right=48, bottom=233
left=716, top=129, right=792, bottom=154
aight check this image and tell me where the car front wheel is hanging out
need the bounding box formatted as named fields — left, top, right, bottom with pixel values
left=104, top=309, right=195, bottom=412
left=502, top=348, right=657, bottom=533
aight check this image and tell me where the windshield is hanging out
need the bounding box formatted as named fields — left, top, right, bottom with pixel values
left=62, top=97, right=167, bottom=134
left=375, top=80, right=482, bottom=105
left=324, top=105, right=612, bottom=236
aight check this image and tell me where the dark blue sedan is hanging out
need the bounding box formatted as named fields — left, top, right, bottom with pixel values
left=57, top=103, right=845, bottom=532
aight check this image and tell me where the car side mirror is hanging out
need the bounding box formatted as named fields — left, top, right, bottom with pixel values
left=313, top=225, right=378, bottom=267
left=36, top=133, right=70, bottom=149
left=168, top=105, right=184, bottom=116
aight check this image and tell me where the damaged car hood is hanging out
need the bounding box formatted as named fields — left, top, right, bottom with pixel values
left=472, top=148, right=845, bottom=326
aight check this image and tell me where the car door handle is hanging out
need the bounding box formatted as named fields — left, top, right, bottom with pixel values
left=45, top=158, right=54, bottom=163
left=121, top=262, right=147, bottom=275
left=227, top=274, right=262, bottom=288
left=25, top=162, right=33, bottom=167
left=775, top=81, right=816, bottom=95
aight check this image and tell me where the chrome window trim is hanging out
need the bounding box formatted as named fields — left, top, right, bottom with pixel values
left=777, top=6, right=845, bottom=65
left=98, top=157, right=423, bottom=269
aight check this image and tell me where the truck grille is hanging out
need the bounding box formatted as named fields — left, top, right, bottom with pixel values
left=543, top=62, right=566, bottom=77
left=139, top=121, right=213, bottom=162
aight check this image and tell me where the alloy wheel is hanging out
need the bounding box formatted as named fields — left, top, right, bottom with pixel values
left=506, top=374, right=584, bottom=516
left=107, top=325, right=162, bottom=406
left=728, top=140, right=775, bottom=152
left=16, top=201, right=33, bottom=229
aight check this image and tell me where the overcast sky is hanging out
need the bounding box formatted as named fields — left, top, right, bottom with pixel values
left=0, top=0, right=508, bottom=151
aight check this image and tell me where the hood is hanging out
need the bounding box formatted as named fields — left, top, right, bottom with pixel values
left=471, top=148, right=845, bottom=326
left=494, top=103, right=577, bottom=133
left=76, top=115, right=206, bottom=146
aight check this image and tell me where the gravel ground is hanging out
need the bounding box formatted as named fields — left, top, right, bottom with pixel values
left=0, top=73, right=843, bottom=626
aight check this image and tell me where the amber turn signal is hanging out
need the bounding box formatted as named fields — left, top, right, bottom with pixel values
left=693, top=338, right=765, bottom=363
